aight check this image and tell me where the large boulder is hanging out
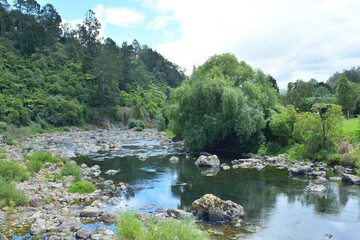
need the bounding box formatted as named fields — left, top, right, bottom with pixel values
left=56, top=218, right=82, bottom=231
left=342, top=173, right=360, bottom=185
left=30, top=219, right=46, bottom=235
left=288, top=165, right=312, bottom=176
left=195, top=155, right=220, bottom=167
left=98, top=211, right=117, bottom=223
left=305, top=183, right=327, bottom=195
left=76, top=229, right=92, bottom=239
left=80, top=206, right=104, bottom=218
left=192, top=194, right=244, bottom=221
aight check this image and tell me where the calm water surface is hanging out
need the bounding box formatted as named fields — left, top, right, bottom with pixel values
left=73, top=136, right=360, bottom=240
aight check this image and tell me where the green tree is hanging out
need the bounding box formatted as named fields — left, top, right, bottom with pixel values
left=336, top=75, right=351, bottom=119
left=40, top=4, right=61, bottom=46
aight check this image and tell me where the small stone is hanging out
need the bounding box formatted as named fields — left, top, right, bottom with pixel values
left=169, top=156, right=179, bottom=164
left=6, top=214, right=17, bottom=221
left=105, top=169, right=119, bottom=175
left=140, top=203, right=157, bottom=210
left=56, top=162, right=64, bottom=167
left=138, top=155, right=148, bottom=161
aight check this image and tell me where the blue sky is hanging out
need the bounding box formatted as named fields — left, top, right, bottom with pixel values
left=36, top=0, right=360, bottom=89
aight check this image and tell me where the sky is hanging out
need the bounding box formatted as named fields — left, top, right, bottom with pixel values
left=36, top=0, right=360, bottom=89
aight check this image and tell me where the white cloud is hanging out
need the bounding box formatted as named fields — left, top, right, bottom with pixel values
left=146, top=15, right=176, bottom=29
left=141, top=0, right=360, bottom=88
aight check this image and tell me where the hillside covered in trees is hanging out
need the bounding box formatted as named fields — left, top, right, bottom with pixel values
left=0, top=0, right=185, bottom=129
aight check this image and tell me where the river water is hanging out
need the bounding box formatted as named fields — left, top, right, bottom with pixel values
left=72, top=134, right=360, bottom=240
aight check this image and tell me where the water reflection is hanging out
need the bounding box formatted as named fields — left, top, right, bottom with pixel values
left=73, top=151, right=360, bottom=239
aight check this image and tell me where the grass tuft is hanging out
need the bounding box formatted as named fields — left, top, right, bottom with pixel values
left=61, top=162, right=82, bottom=182
left=68, top=181, right=96, bottom=193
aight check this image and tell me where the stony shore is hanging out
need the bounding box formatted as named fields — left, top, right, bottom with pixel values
left=1, top=128, right=359, bottom=239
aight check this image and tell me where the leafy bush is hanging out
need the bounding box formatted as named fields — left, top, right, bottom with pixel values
left=112, top=105, right=124, bottom=123
left=0, top=122, right=7, bottom=132
left=0, top=176, right=28, bottom=207
left=68, top=181, right=96, bottom=193
left=0, top=160, right=29, bottom=182
left=61, top=162, right=82, bottom=182
left=116, top=211, right=209, bottom=240
left=135, top=126, right=143, bottom=132
left=156, top=112, right=166, bottom=131
left=25, top=151, right=57, bottom=173
left=44, top=196, right=52, bottom=204
left=128, top=118, right=145, bottom=129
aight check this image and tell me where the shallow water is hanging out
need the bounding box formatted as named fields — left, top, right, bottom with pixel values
left=73, top=136, right=360, bottom=240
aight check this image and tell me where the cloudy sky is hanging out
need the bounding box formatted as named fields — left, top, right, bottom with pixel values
left=37, top=0, right=360, bottom=88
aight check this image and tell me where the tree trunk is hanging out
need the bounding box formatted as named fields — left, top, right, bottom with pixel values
left=347, top=108, right=349, bottom=120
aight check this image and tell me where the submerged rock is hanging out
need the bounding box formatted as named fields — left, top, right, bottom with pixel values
left=169, top=156, right=179, bottom=164
left=342, top=173, right=360, bottom=185
left=167, top=207, right=193, bottom=219
left=192, top=194, right=244, bottom=221
left=98, top=211, right=117, bottom=223
left=288, top=165, right=312, bottom=176
left=105, top=169, right=119, bottom=175
left=198, top=167, right=220, bottom=176
left=56, top=218, right=82, bottom=231
left=195, top=155, right=220, bottom=167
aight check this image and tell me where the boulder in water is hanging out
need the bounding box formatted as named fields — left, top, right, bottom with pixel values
left=195, top=155, right=220, bottom=167
left=288, top=165, right=312, bottom=176
left=342, top=173, right=360, bottom=185
left=192, top=194, right=244, bottom=221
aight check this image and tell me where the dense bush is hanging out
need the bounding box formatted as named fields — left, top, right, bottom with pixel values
left=0, top=177, right=28, bottom=207
left=115, top=211, right=209, bottom=240
left=0, top=160, right=29, bottom=182
left=128, top=118, right=145, bottom=129
left=61, top=162, right=82, bottom=182
left=68, top=181, right=96, bottom=193
left=25, top=151, right=57, bottom=173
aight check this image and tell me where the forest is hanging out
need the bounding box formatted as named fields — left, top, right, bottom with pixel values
left=1, top=0, right=360, bottom=171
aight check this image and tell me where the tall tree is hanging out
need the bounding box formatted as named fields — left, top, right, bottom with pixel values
left=40, top=4, right=61, bottom=46
left=336, top=75, right=352, bottom=119
left=76, top=10, right=101, bottom=56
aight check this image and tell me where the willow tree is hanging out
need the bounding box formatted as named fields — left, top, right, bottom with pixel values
left=166, top=53, right=281, bottom=152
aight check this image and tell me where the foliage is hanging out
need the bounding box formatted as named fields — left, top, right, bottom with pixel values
left=128, top=118, right=145, bottom=129
left=25, top=151, right=57, bottom=173
left=68, top=181, right=96, bottom=193
left=270, top=105, right=297, bottom=145
left=61, top=162, right=82, bottom=182
left=166, top=54, right=281, bottom=151
left=115, top=211, right=209, bottom=240
left=44, top=196, right=52, bottom=204
left=336, top=75, right=352, bottom=119
left=0, top=160, right=29, bottom=182
left=0, top=176, right=28, bottom=207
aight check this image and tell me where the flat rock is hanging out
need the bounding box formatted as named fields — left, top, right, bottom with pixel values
left=105, top=169, right=119, bottom=175
left=98, top=211, right=117, bottom=223
left=167, top=207, right=193, bottom=219
left=192, top=194, right=244, bottom=221
left=140, top=203, right=157, bottom=210
left=80, top=206, right=104, bottom=218
left=56, top=218, right=82, bottom=231
left=342, top=173, right=360, bottom=185
left=288, top=165, right=312, bottom=176
left=76, top=229, right=92, bottom=239
left=305, top=183, right=327, bottom=194
left=195, top=155, right=220, bottom=167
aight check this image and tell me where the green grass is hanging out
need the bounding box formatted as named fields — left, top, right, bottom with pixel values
left=61, top=162, right=82, bottom=182
left=343, top=118, right=359, bottom=135
left=68, top=181, right=96, bottom=193
left=116, top=211, right=209, bottom=240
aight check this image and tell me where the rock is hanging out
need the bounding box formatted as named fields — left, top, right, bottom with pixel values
left=6, top=214, right=16, bottom=221
left=342, top=173, right=360, bottom=185
left=100, top=180, right=114, bottom=187
left=192, top=194, right=244, bottom=221
left=91, top=234, right=112, bottom=240
left=56, top=162, right=64, bottom=167
left=56, top=218, right=82, bottom=231
left=198, top=167, right=220, bottom=176
left=138, top=155, right=148, bottom=161
left=105, top=169, right=119, bottom=175
left=329, top=176, right=342, bottom=181
left=0, top=234, right=8, bottom=240
left=140, top=203, right=157, bottom=210
left=288, top=165, right=312, bottom=176
left=167, top=207, right=193, bottom=219
left=76, top=229, right=92, bottom=239
left=61, top=207, right=69, bottom=216
left=311, top=171, right=326, bottom=178
left=88, top=165, right=101, bottom=177
left=195, top=155, right=220, bottom=167
left=30, top=219, right=46, bottom=235
left=315, top=177, right=329, bottom=185
left=98, top=211, right=117, bottom=223
left=305, top=183, right=327, bottom=194
left=222, top=165, right=230, bottom=170
left=169, top=156, right=179, bottom=164
left=108, top=197, right=121, bottom=205
left=334, top=165, right=345, bottom=174
left=43, top=162, right=53, bottom=168
left=155, top=207, right=166, bottom=213
left=80, top=206, right=104, bottom=218
left=29, top=198, right=46, bottom=208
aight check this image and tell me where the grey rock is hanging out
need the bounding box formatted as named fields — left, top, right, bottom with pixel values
left=169, top=156, right=179, bottom=164
left=195, top=155, right=220, bottom=167
left=222, top=165, right=230, bottom=170
left=138, top=155, right=148, bottom=161
left=167, top=207, right=193, bottom=219
left=91, top=234, right=112, bottom=240
left=0, top=234, right=8, bottom=240
left=108, top=197, right=121, bottom=205
left=43, top=162, right=53, bottom=168
left=56, top=218, right=82, bottom=231
left=140, top=203, right=157, bottom=210
left=305, top=183, right=327, bottom=194
left=29, top=198, right=45, bottom=208
left=329, top=176, right=342, bottom=181
left=311, top=171, right=326, bottom=178
left=342, top=173, right=360, bottom=185
left=30, top=219, right=46, bottom=235
left=105, top=169, right=119, bottom=175
left=334, top=165, right=345, bottom=174
left=80, top=206, right=104, bottom=218
left=76, top=229, right=92, bottom=239
left=315, top=177, right=329, bottom=185
left=155, top=207, right=166, bottom=213
left=288, top=165, right=312, bottom=176
left=192, top=194, right=244, bottom=221
left=99, top=211, right=117, bottom=223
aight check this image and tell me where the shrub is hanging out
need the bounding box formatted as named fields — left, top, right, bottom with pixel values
left=156, top=112, right=166, bottom=131
left=27, top=160, right=43, bottom=173
left=115, top=211, right=209, bottom=240
left=61, top=162, right=82, bottom=182
left=116, top=211, right=147, bottom=240
left=25, top=151, right=57, bottom=173
left=0, top=122, right=7, bottom=132
left=135, top=126, right=143, bottom=132
left=0, top=177, right=28, bottom=207
left=112, top=105, right=124, bottom=123
left=68, top=181, right=96, bottom=193
left=128, top=118, right=145, bottom=129
left=0, top=160, right=29, bottom=182
left=44, top=196, right=52, bottom=204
